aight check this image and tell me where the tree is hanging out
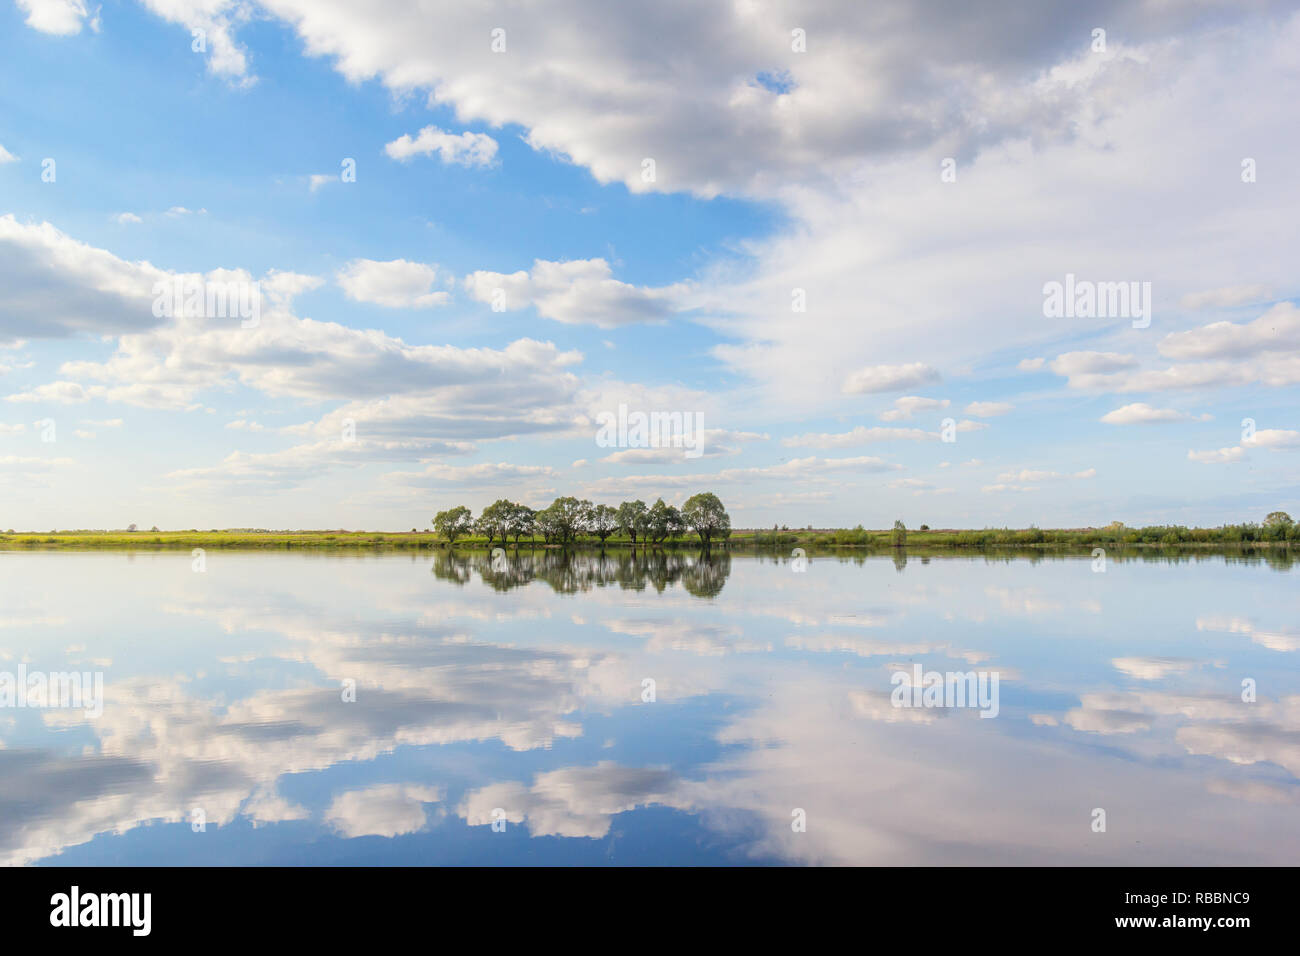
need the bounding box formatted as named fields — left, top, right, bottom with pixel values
left=534, top=505, right=561, bottom=544
left=589, top=504, right=619, bottom=544
left=681, top=492, right=730, bottom=547
left=127, top=523, right=137, bottom=532
left=647, top=498, right=684, bottom=544
left=433, top=506, right=474, bottom=545
left=1265, top=511, right=1293, bottom=528
left=891, top=519, right=907, bottom=548
left=507, top=503, right=536, bottom=545
left=539, top=497, right=590, bottom=546
left=616, top=500, right=649, bottom=545
left=475, top=499, right=515, bottom=546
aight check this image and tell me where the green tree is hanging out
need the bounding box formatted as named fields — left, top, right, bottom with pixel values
left=433, top=506, right=474, bottom=546
left=589, top=504, right=619, bottom=544
left=540, top=497, right=590, bottom=546
left=507, top=503, right=536, bottom=545
left=534, top=504, right=562, bottom=544
left=681, top=492, right=730, bottom=547
left=647, top=498, right=685, bottom=544
left=616, top=500, right=649, bottom=545
left=891, top=519, right=907, bottom=548
left=475, top=499, right=515, bottom=546
left=1265, top=511, right=1293, bottom=528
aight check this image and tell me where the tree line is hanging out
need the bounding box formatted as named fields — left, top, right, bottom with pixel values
left=432, top=493, right=731, bottom=548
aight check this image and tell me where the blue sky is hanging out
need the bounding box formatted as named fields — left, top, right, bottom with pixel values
left=2, top=0, right=1298, bottom=530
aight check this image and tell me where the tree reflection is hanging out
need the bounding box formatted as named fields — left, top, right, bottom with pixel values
left=433, top=547, right=733, bottom=596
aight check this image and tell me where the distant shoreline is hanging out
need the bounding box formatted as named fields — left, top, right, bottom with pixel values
left=1, top=526, right=1293, bottom=552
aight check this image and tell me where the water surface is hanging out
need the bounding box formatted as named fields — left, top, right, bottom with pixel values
left=2, top=548, right=1297, bottom=865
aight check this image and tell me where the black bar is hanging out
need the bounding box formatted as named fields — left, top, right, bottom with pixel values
left=0, top=866, right=1280, bottom=941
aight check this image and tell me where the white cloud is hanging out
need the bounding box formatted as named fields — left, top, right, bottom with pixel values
left=1112, top=657, right=1200, bottom=680
left=336, top=259, right=450, bottom=308
left=1178, top=285, right=1271, bottom=310
left=782, top=425, right=936, bottom=448
left=325, top=784, right=441, bottom=838
left=1159, top=302, right=1300, bottom=360
left=995, top=468, right=1096, bottom=483
left=842, top=363, right=940, bottom=395
left=0, top=216, right=168, bottom=342
left=1187, top=428, right=1299, bottom=463
left=964, top=401, right=1013, bottom=417
left=6, top=382, right=104, bottom=404
left=16, top=0, right=95, bottom=35
left=385, top=126, right=499, bottom=167
left=1249, top=428, right=1300, bottom=449
left=878, top=395, right=948, bottom=421
left=384, top=461, right=559, bottom=489
left=1049, top=351, right=1137, bottom=377
left=1017, top=357, right=1045, bottom=372
left=1187, top=446, right=1245, bottom=464
left=136, top=0, right=252, bottom=82
left=460, top=763, right=686, bottom=839
left=1100, top=403, right=1207, bottom=425
left=1197, top=616, right=1300, bottom=653
left=0, top=145, right=18, bottom=164
left=465, top=259, right=689, bottom=327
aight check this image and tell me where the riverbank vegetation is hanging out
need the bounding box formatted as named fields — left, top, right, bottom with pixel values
left=3, top=503, right=1294, bottom=552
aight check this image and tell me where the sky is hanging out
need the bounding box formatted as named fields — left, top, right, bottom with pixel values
left=1, top=0, right=1298, bottom=531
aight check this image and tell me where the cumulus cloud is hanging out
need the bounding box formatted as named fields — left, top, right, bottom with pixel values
left=0, top=216, right=167, bottom=342
left=135, top=0, right=253, bottom=81
left=1197, top=616, right=1300, bottom=653
left=460, top=763, right=688, bottom=838
left=325, top=784, right=441, bottom=838
left=1187, top=446, right=1245, bottom=464
left=878, top=396, right=949, bottom=421
left=464, top=259, right=689, bottom=327
left=16, top=0, right=96, bottom=35
left=842, top=363, right=940, bottom=395
left=337, top=259, right=450, bottom=308
left=1049, top=351, right=1137, bottom=378
left=385, top=126, right=499, bottom=167
left=1159, top=302, right=1300, bottom=360
left=1188, top=428, right=1299, bottom=464
left=1100, top=403, right=1207, bottom=425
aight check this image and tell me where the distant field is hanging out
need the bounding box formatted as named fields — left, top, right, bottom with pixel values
left=1, top=524, right=1293, bottom=551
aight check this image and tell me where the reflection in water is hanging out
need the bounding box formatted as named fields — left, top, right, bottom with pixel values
left=1, top=548, right=1298, bottom=865
left=435, top=548, right=732, bottom=598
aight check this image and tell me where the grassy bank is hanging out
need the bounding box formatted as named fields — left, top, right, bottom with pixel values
left=2, top=524, right=1295, bottom=551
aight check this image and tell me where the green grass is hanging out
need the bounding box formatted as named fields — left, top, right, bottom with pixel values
left=0, top=523, right=1294, bottom=551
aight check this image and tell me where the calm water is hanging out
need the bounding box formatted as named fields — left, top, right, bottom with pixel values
left=2, top=548, right=1298, bottom=866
